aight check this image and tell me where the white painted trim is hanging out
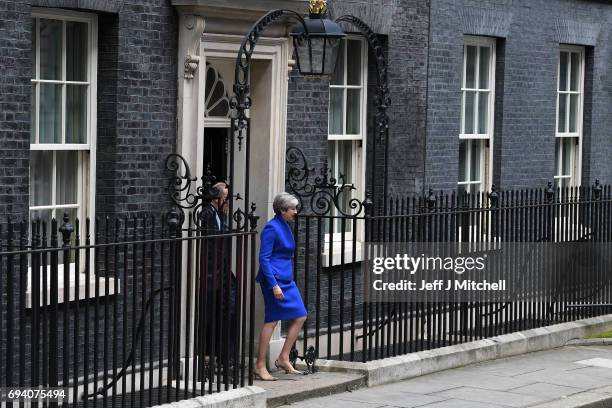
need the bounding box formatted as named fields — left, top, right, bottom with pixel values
left=30, top=8, right=98, bottom=225
left=198, top=33, right=290, bottom=220
left=29, top=8, right=101, bottom=300
left=326, top=36, right=368, bottom=247
left=555, top=44, right=585, bottom=187
left=26, top=264, right=120, bottom=308
left=460, top=36, right=496, bottom=193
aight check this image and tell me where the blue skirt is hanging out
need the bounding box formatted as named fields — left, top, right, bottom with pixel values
left=261, top=280, right=307, bottom=323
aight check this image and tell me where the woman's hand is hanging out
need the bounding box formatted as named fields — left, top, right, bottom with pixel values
left=273, top=285, right=284, bottom=300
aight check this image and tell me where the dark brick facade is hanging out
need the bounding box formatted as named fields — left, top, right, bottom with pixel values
left=425, top=0, right=612, bottom=191
left=95, top=0, right=177, bottom=216
left=0, top=1, right=31, bottom=219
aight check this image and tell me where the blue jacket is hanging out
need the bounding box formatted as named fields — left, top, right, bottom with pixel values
left=256, top=215, right=295, bottom=289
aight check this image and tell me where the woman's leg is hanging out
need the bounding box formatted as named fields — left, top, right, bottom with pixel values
left=278, top=316, right=307, bottom=364
left=255, top=321, right=278, bottom=376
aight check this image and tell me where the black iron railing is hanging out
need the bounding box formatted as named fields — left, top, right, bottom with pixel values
left=292, top=182, right=612, bottom=363
left=0, top=212, right=257, bottom=407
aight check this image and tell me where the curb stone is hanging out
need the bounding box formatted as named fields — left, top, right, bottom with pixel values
left=302, top=314, right=612, bottom=387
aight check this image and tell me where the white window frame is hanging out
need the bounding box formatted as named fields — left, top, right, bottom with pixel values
left=458, top=36, right=496, bottom=194
left=27, top=9, right=114, bottom=307
left=324, top=36, right=368, bottom=266
left=30, top=8, right=97, bottom=227
left=554, top=44, right=585, bottom=188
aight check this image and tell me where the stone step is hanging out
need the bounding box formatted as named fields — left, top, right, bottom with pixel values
left=254, top=370, right=366, bottom=408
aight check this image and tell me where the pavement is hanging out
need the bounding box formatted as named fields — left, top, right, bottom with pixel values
left=276, top=345, right=612, bottom=408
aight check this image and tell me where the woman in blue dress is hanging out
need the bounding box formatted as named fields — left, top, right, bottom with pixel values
left=255, top=192, right=307, bottom=380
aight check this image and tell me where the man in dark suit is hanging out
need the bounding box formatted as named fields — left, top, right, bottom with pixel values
left=198, top=182, right=238, bottom=380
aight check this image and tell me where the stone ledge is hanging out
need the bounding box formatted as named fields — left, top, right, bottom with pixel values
left=150, top=386, right=266, bottom=408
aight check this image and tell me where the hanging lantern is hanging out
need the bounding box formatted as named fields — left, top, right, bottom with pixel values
left=290, top=0, right=345, bottom=78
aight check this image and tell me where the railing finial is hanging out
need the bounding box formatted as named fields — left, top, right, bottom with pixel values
left=593, top=179, right=602, bottom=201
left=545, top=181, right=555, bottom=203
left=59, top=212, right=74, bottom=247
left=489, top=184, right=500, bottom=207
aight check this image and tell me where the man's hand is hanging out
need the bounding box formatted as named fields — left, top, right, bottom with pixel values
left=273, top=285, right=284, bottom=300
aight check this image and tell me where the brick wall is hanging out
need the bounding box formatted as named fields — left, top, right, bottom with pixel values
left=0, top=1, right=31, bottom=219
left=425, top=0, right=612, bottom=191
left=95, top=0, right=178, bottom=216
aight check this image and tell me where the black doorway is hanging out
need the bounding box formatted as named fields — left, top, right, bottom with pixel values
left=202, top=128, right=229, bottom=183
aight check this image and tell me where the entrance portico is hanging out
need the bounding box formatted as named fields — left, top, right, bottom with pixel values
left=172, top=0, right=308, bottom=365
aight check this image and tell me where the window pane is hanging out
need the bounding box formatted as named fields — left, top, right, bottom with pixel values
left=569, top=94, right=578, bottom=133
left=570, top=52, right=580, bottom=92
left=66, top=85, right=87, bottom=143
left=329, top=88, right=344, bottom=134
left=477, top=92, right=488, bottom=134
left=554, top=138, right=561, bottom=176
left=346, top=89, right=361, bottom=134
left=557, top=93, right=567, bottom=133
left=40, top=83, right=62, bottom=143
left=328, top=140, right=336, bottom=176
left=338, top=140, right=353, bottom=185
left=30, top=150, right=53, bottom=207
left=559, top=52, right=568, bottom=92
left=561, top=138, right=573, bottom=177
left=465, top=46, right=477, bottom=88
left=31, top=84, right=37, bottom=143
left=459, top=140, right=468, bottom=182
left=40, top=19, right=62, bottom=80
left=478, top=46, right=490, bottom=89
left=331, top=40, right=345, bottom=85
left=464, top=91, right=475, bottom=134
left=346, top=40, right=362, bottom=86
left=470, top=140, right=481, bottom=182
left=56, top=151, right=78, bottom=205
left=32, top=19, right=37, bottom=78
left=66, top=22, right=88, bottom=82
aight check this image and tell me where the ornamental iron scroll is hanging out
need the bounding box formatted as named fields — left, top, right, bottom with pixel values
left=230, top=9, right=309, bottom=151
left=164, top=153, right=255, bottom=231
left=286, top=147, right=366, bottom=216
left=165, top=153, right=218, bottom=228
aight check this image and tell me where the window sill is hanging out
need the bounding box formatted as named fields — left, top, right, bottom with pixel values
left=321, top=241, right=362, bottom=267
left=27, top=264, right=120, bottom=309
